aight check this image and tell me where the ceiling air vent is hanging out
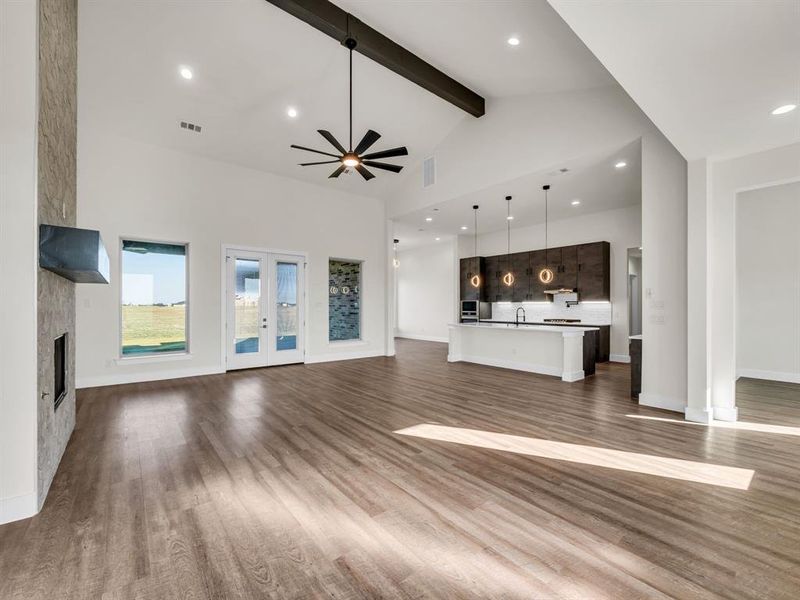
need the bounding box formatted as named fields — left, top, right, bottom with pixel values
left=180, top=121, right=202, bottom=133
left=422, top=156, right=436, bottom=188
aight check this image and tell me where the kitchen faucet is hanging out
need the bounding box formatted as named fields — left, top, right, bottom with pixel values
left=515, top=306, right=526, bottom=326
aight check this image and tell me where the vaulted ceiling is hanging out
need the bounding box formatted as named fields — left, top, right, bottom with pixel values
left=78, top=0, right=614, bottom=198
left=549, top=0, right=800, bottom=160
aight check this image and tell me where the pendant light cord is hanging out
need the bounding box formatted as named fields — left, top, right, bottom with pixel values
left=544, top=186, right=549, bottom=265
left=349, top=46, right=353, bottom=151
left=506, top=197, right=511, bottom=264
left=473, top=208, right=478, bottom=256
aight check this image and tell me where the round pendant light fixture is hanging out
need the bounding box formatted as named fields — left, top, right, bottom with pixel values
left=470, top=205, right=481, bottom=288
left=503, top=195, right=515, bottom=286
left=539, top=184, right=554, bottom=285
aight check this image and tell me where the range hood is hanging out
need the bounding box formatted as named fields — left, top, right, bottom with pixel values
left=39, top=224, right=110, bottom=283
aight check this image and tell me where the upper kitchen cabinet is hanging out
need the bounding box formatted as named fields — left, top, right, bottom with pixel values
left=555, top=244, right=579, bottom=290
left=529, top=249, right=549, bottom=301
left=459, top=257, right=486, bottom=301
left=510, top=251, right=531, bottom=302
left=577, top=242, right=610, bottom=300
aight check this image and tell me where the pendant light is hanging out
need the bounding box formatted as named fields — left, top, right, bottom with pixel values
left=502, top=195, right=515, bottom=286
left=470, top=205, right=481, bottom=287
left=538, top=185, right=555, bottom=285
left=393, top=238, right=399, bottom=268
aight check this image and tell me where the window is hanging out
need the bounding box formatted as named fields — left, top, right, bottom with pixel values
left=329, top=259, right=361, bottom=341
left=121, top=240, right=187, bottom=356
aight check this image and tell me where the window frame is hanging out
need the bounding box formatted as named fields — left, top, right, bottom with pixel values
left=118, top=237, right=190, bottom=360
left=328, top=257, right=364, bottom=344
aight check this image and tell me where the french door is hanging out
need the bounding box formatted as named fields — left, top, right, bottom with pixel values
left=225, top=249, right=305, bottom=370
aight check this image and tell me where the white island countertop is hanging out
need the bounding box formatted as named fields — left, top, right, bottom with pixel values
left=453, top=322, right=599, bottom=334
left=448, top=322, right=597, bottom=382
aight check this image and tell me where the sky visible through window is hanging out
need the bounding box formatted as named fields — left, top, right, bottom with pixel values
left=122, top=250, right=185, bottom=305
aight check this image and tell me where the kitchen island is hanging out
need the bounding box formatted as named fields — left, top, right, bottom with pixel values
left=448, top=322, right=599, bottom=382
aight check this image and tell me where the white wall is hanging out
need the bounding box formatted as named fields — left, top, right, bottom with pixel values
left=396, top=241, right=456, bottom=342
left=0, top=0, right=40, bottom=523
left=458, top=204, right=642, bottom=358
left=76, top=132, right=388, bottom=387
left=736, top=182, right=800, bottom=383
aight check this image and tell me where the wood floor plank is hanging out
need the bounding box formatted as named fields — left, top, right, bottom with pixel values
left=1, top=339, right=799, bottom=599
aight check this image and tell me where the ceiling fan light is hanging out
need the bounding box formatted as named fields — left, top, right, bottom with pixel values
left=342, top=154, right=360, bottom=167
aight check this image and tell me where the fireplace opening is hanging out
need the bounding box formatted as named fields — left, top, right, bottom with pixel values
left=54, top=333, right=66, bottom=410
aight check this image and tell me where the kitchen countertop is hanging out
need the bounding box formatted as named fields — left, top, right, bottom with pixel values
left=467, top=319, right=611, bottom=327
left=451, top=322, right=599, bottom=334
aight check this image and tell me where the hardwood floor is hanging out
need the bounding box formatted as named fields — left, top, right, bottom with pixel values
left=1, top=339, right=799, bottom=599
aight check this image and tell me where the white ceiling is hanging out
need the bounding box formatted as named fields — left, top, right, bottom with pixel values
left=78, top=0, right=614, bottom=198
left=393, top=139, right=641, bottom=249
left=549, top=0, right=800, bottom=160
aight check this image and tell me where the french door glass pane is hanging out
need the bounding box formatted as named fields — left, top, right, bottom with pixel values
left=276, top=262, right=297, bottom=351
left=234, top=259, right=260, bottom=354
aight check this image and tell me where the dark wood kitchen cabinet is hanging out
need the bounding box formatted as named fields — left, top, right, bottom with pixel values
left=511, top=251, right=531, bottom=302
left=484, top=255, right=507, bottom=302
left=555, top=244, right=579, bottom=290
left=529, top=249, right=549, bottom=301
left=577, top=242, right=610, bottom=301
left=459, top=257, right=485, bottom=302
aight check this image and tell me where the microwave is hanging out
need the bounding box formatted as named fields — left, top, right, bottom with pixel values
left=461, top=301, right=492, bottom=320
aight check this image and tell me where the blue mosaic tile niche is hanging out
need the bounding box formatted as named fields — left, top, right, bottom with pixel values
left=329, top=259, right=361, bottom=341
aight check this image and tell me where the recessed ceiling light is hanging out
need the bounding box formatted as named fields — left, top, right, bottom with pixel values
left=638, top=246, right=643, bottom=250
left=771, top=104, right=797, bottom=115
left=435, top=237, right=441, bottom=241
left=615, top=161, right=627, bottom=169
left=571, top=200, right=581, bottom=206
left=460, top=226, right=468, bottom=230
left=179, top=66, right=193, bottom=80
left=286, top=106, right=298, bottom=118
left=425, top=217, right=433, bottom=222
left=506, top=215, right=514, bottom=220
left=507, top=37, right=520, bottom=46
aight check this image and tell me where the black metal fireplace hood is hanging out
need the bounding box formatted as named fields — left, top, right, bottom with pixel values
left=39, top=224, right=110, bottom=283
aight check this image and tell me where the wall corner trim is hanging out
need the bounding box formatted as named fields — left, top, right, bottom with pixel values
left=0, top=492, right=38, bottom=525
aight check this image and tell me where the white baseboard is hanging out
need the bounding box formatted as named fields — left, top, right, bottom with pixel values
left=712, top=406, right=738, bottom=422
left=610, top=354, right=630, bottom=363
left=395, top=333, right=449, bottom=343
left=737, top=369, right=800, bottom=384
left=562, top=369, right=585, bottom=383
left=684, top=406, right=713, bottom=424
left=305, top=349, right=385, bottom=364
left=448, top=354, right=566, bottom=379
left=0, top=492, right=37, bottom=525
left=639, top=392, right=685, bottom=413
left=77, top=365, right=225, bottom=389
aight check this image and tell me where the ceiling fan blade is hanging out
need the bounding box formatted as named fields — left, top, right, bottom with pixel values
left=299, top=160, right=341, bottom=166
left=329, top=165, right=347, bottom=178
left=318, top=130, right=347, bottom=154
left=291, top=144, right=341, bottom=159
left=353, top=129, right=381, bottom=155
left=355, top=164, right=375, bottom=181
left=362, top=160, right=403, bottom=173
left=360, top=146, right=409, bottom=160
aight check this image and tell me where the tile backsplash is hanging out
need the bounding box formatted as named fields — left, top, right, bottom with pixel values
left=490, top=294, right=612, bottom=325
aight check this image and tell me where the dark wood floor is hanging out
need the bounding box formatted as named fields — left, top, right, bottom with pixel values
left=2, top=339, right=799, bottom=599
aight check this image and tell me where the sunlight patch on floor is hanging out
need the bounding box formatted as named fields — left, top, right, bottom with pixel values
left=395, top=423, right=754, bottom=490
left=626, top=414, right=800, bottom=436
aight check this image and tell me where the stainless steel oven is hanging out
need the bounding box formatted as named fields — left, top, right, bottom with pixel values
left=461, top=301, right=491, bottom=321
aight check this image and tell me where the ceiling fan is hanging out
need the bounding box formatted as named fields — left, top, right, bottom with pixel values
left=291, top=37, right=408, bottom=181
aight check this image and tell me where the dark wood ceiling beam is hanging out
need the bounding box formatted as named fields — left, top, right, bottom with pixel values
left=265, top=0, right=485, bottom=117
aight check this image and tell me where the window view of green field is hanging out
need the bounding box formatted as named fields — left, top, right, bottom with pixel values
left=121, top=240, right=187, bottom=355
